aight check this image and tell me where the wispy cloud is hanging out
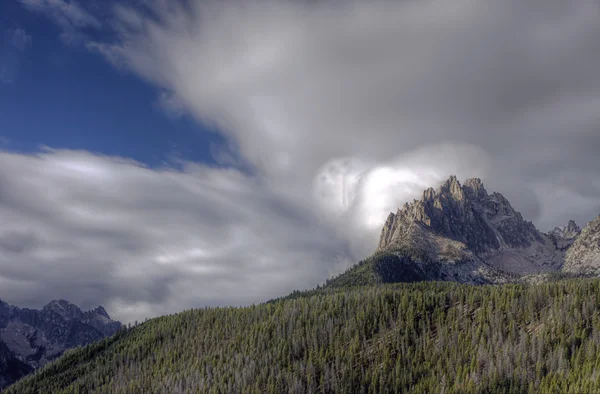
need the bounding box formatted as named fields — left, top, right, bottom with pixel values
left=6, top=28, right=32, bottom=51
left=18, top=0, right=101, bottom=44
left=0, top=28, right=32, bottom=84
left=18, top=0, right=101, bottom=28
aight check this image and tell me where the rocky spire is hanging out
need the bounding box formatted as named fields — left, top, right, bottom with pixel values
left=377, top=175, right=542, bottom=255
left=564, top=215, right=600, bottom=274
left=439, top=175, right=464, bottom=201
left=463, top=178, right=488, bottom=200
left=550, top=220, right=581, bottom=240
left=378, top=212, right=397, bottom=250
left=566, top=220, right=581, bottom=235
left=92, top=306, right=111, bottom=319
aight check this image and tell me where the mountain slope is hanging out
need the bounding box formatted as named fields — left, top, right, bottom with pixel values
left=0, top=341, right=32, bottom=389
left=0, top=298, right=122, bottom=388
left=8, top=279, right=600, bottom=394
left=563, top=215, right=600, bottom=275
left=324, top=249, right=511, bottom=289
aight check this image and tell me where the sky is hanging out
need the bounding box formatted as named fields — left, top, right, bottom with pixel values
left=1, top=0, right=600, bottom=323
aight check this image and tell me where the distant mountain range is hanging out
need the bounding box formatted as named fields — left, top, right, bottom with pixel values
left=326, top=176, right=599, bottom=287
left=0, top=299, right=121, bottom=388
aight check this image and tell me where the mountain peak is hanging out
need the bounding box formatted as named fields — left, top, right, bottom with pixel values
left=439, top=175, right=464, bottom=201
left=463, top=177, right=488, bottom=199
left=550, top=219, right=581, bottom=240
left=376, top=176, right=561, bottom=276
left=45, top=299, right=75, bottom=307
left=43, top=299, right=84, bottom=321
left=441, top=174, right=460, bottom=187
left=566, top=220, right=581, bottom=234
left=91, top=306, right=111, bottom=320
left=421, top=176, right=489, bottom=204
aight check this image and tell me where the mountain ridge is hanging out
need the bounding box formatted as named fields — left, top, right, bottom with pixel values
left=330, top=175, right=596, bottom=287
left=0, top=298, right=122, bottom=388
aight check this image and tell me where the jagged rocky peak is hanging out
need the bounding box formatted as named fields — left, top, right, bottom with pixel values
left=378, top=175, right=540, bottom=255
left=92, top=306, right=110, bottom=319
left=43, top=299, right=83, bottom=321
left=566, top=220, right=581, bottom=234
left=564, top=215, right=600, bottom=275
left=463, top=177, right=488, bottom=200
left=417, top=176, right=481, bottom=204
left=339, top=175, right=597, bottom=287
left=550, top=220, right=581, bottom=240
left=439, top=175, right=464, bottom=201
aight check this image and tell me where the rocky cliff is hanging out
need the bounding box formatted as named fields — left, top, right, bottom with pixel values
left=564, top=216, right=600, bottom=275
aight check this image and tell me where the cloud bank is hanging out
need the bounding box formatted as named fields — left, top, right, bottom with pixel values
left=7, top=0, right=600, bottom=321
left=94, top=0, right=600, bottom=225
left=0, top=150, right=350, bottom=323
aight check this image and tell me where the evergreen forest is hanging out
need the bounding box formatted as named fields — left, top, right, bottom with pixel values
left=7, top=279, right=600, bottom=393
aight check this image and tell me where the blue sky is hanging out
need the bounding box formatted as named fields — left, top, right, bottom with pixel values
left=1, top=0, right=222, bottom=167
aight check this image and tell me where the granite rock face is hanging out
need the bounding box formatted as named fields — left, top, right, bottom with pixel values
left=376, top=176, right=567, bottom=281
left=564, top=216, right=600, bottom=275
left=0, top=298, right=122, bottom=387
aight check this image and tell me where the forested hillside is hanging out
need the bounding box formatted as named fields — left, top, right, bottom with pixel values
left=7, top=279, right=600, bottom=393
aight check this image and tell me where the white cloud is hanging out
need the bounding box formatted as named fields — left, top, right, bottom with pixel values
left=0, top=149, right=352, bottom=323
left=8, top=0, right=600, bottom=321
left=92, top=0, right=600, bottom=215
left=312, top=143, right=491, bottom=256
left=19, top=0, right=101, bottom=28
